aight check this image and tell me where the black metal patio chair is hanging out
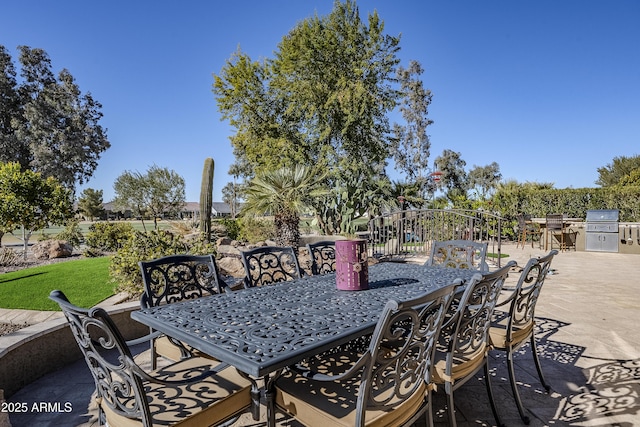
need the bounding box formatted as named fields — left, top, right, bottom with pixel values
left=275, top=281, right=459, bottom=427
left=240, top=246, right=302, bottom=287
left=139, top=254, right=229, bottom=368
left=426, top=239, right=489, bottom=272
left=432, top=261, right=516, bottom=427
left=306, top=240, right=337, bottom=275
left=489, top=250, right=558, bottom=424
left=49, top=290, right=251, bottom=427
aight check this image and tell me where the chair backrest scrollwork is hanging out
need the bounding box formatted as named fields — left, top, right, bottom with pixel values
left=50, top=290, right=152, bottom=425
left=443, top=261, right=515, bottom=370
left=505, top=250, right=557, bottom=340
left=356, top=282, right=458, bottom=424
left=427, top=239, right=489, bottom=272
left=306, top=241, right=336, bottom=275
left=240, top=246, right=302, bottom=287
left=139, top=254, right=228, bottom=309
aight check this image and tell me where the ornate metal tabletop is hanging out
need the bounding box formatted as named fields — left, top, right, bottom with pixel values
left=131, top=263, right=477, bottom=377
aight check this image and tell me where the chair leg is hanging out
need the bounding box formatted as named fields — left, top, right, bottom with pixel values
left=531, top=335, right=550, bottom=391
left=545, top=230, right=548, bottom=251
left=425, top=397, right=435, bottom=427
left=150, top=329, right=157, bottom=370
left=447, top=387, right=458, bottom=427
left=484, top=359, right=505, bottom=427
left=506, top=349, right=530, bottom=424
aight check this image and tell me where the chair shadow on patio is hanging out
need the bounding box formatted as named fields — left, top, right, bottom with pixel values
left=7, top=317, right=640, bottom=426
left=431, top=316, right=640, bottom=426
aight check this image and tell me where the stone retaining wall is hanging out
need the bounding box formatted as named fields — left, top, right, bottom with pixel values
left=0, top=302, right=147, bottom=398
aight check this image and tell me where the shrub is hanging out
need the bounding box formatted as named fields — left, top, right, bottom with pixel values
left=0, top=247, right=19, bottom=266
left=215, top=218, right=240, bottom=240
left=85, top=222, right=134, bottom=252
left=238, top=217, right=276, bottom=243
left=186, top=234, right=218, bottom=256
left=55, top=219, right=84, bottom=247
left=109, top=229, right=217, bottom=297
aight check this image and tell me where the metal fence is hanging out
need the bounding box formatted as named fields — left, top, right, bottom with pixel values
left=365, top=209, right=503, bottom=266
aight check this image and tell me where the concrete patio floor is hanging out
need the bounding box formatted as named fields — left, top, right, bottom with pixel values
left=4, top=242, right=640, bottom=426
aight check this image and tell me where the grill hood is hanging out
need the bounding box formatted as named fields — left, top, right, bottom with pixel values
left=586, top=209, right=619, bottom=222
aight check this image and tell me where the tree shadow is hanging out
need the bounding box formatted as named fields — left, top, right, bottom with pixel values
left=0, top=272, right=46, bottom=284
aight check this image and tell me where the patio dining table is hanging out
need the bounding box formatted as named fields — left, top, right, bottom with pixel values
left=131, top=262, right=478, bottom=426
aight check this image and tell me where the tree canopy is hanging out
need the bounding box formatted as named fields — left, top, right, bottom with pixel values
left=468, top=162, right=502, bottom=201
left=213, top=0, right=402, bottom=233
left=0, top=45, right=110, bottom=192
left=242, top=165, right=328, bottom=247
left=434, top=149, right=468, bottom=201
left=77, top=188, right=105, bottom=221
left=113, top=165, right=185, bottom=230
left=0, top=161, right=73, bottom=254
left=596, top=154, right=640, bottom=187
left=390, top=60, right=434, bottom=201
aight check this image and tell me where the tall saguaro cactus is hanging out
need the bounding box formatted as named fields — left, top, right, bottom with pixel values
left=199, top=158, right=214, bottom=242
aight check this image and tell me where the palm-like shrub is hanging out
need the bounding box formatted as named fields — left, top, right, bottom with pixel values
left=242, top=166, right=327, bottom=249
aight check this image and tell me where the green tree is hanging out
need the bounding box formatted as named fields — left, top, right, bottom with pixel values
left=242, top=166, right=327, bottom=248
left=597, top=154, right=640, bottom=187
left=0, top=47, right=28, bottom=167
left=113, top=170, right=148, bottom=226
left=390, top=60, right=433, bottom=201
left=0, top=162, right=73, bottom=256
left=434, top=149, right=468, bottom=204
left=468, top=162, right=502, bottom=201
left=113, top=165, right=185, bottom=230
left=0, top=45, right=110, bottom=191
left=617, top=169, right=640, bottom=187
left=213, top=0, right=401, bottom=233
left=77, top=188, right=105, bottom=220
left=222, top=181, right=241, bottom=219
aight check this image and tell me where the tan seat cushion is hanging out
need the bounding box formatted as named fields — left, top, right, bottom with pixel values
left=432, top=344, right=487, bottom=385
left=155, top=335, right=185, bottom=362
left=101, top=357, right=251, bottom=427
left=489, top=320, right=534, bottom=349
left=275, top=372, right=427, bottom=427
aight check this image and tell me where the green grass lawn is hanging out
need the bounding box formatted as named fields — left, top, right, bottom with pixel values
left=0, top=257, right=115, bottom=311
left=1, top=220, right=173, bottom=246
left=487, top=252, right=510, bottom=259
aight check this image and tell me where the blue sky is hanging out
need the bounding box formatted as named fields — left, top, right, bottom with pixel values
left=2, top=1, right=639, bottom=202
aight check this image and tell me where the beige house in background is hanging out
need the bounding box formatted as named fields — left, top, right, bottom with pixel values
left=96, top=201, right=234, bottom=221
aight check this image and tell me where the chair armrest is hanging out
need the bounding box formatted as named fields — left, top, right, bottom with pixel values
left=132, top=358, right=231, bottom=386
left=289, top=353, right=369, bottom=382
left=125, top=330, right=163, bottom=347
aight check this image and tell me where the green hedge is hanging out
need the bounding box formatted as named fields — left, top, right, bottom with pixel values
left=491, top=186, right=640, bottom=238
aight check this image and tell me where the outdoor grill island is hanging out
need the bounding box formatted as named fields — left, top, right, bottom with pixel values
left=585, top=209, right=620, bottom=253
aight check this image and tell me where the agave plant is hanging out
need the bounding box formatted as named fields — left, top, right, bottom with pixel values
left=242, top=166, right=328, bottom=249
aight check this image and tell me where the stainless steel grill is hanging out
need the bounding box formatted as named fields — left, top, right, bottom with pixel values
left=585, top=209, right=619, bottom=252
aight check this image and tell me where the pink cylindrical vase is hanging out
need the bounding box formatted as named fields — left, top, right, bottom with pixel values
left=335, top=239, right=369, bottom=291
